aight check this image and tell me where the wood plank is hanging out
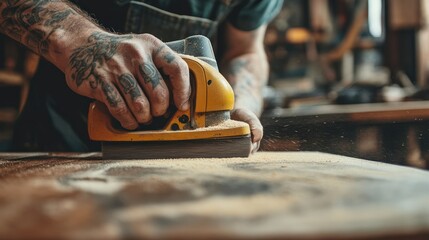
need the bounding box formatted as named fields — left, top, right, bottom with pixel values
left=264, top=101, right=429, bottom=124
left=0, top=152, right=428, bottom=239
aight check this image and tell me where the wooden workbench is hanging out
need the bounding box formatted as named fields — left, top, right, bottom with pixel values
left=0, top=152, right=429, bottom=239
left=261, top=101, right=429, bottom=167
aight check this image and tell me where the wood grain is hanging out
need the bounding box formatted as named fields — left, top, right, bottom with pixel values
left=0, top=152, right=428, bottom=239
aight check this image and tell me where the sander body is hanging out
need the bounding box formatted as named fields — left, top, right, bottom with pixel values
left=88, top=36, right=251, bottom=159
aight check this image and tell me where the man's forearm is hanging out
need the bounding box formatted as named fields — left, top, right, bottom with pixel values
left=222, top=51, right=269, bottom=117
left=0, top=0, right=101, bottom=71
left=0, top=1, right=193, bottom=131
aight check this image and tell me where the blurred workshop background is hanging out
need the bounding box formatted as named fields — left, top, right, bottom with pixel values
left=2, top=0, right=429, bottom=169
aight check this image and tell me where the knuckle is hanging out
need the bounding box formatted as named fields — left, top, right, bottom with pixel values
left=140, top=33, right=155, bottom=40
left=132, top=99, right=152, bottom=123
left=134, top=100, right=150, bottom=115
left=140, top=54, right=151, bottom=64
left=110, top=104, right=129, bottom=116
left=171, top=59, right=188, bottom=75
left=152, top=88, right=169, bottom=105
left=177, top=57, right=189, bottom=69
left=132, top=97, right=149, bottom=111
left=151, top=90, right=169, bottom=116
left=120, top=41, right=138, bottom=54
left=139, top=33, right=160, bottom=46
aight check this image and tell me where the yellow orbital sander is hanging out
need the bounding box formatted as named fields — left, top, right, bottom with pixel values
left=88, top=35, right=251, bottom=159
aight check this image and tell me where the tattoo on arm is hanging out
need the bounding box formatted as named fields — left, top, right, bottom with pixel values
left=227, top=58, right=249, bottom=76
left=225, top=58, right=250, bottom=89
left=225, top=58, right=263, bottom=113
left=119, top=74, right=142, bottom=100
left=0, top=0, right=76, bottom=55
left=69, top=32, right=132, bottom=88
left=139, top=62, right=161, bottom=89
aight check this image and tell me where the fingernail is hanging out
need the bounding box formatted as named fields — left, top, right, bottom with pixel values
left=123, top=122, right=138, bottom=130
left=143, top=119, right=153, bottom=125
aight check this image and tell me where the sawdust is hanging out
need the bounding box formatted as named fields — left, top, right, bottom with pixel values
left=115, top=195, right=293, bottom=220
left=169, top=119, right=248, bottom=133
left=2, top=152, right=429, bottom=239
left=203, top=119, right=248, bottom=130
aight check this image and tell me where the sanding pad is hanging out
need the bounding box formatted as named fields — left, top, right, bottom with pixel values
left=102, top=135, right=251, bottom=160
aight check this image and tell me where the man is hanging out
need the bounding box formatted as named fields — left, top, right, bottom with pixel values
left=0, top=0, right=283, bottom=153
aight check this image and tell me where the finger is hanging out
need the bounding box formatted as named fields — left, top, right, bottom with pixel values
left=251, top=140, right=261, bottom=154
left=248, top=121, right=263, bottom=154
left=99, top=80, right=138, bottom=130
left=249, top=120, right=263, bottom=143
left=152, top=44, right=190, bottom=111
left=231, top=109, right=264, bottom=143
left=117, top=73, right=152, bottom=123
left=135, top=58, right=170, bottom=117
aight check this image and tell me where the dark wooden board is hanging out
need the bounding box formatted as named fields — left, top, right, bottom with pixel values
left=0, top=152, right=429, bottom=239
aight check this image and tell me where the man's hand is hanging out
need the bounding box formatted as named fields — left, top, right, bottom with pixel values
left=0, top=1, right=190, bottom=130
left=64, top=32, right=190, bottom=130
left=231, top=108, right=263, bottom=153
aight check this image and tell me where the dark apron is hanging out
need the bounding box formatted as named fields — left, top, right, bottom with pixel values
left=124, top=0, right=240, bottom=41
left=12, top=0, right=240, bottom=152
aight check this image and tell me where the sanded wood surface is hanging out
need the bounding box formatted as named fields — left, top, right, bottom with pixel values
left=0, top=152, right=429, bottom=239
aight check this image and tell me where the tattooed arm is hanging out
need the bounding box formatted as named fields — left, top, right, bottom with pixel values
left=0, top=0, right=190, bottom=130
left=220, top=23, right=268, bottom=153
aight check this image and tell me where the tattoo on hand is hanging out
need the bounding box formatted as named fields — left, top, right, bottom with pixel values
left=154, top=45, right=176, bottom=63
left=164, top=52, right=175, bottom=63
left=70, top=32, right=132, bottom=88
left=101, top=81, right=120, bottom=107
left=0, top=0, right=75, bottom=55
left=154, top=45, right=165, bottom=56
left=139, top=62, right=160, bottom=88
left=119, top=74, right=142, bottom=100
